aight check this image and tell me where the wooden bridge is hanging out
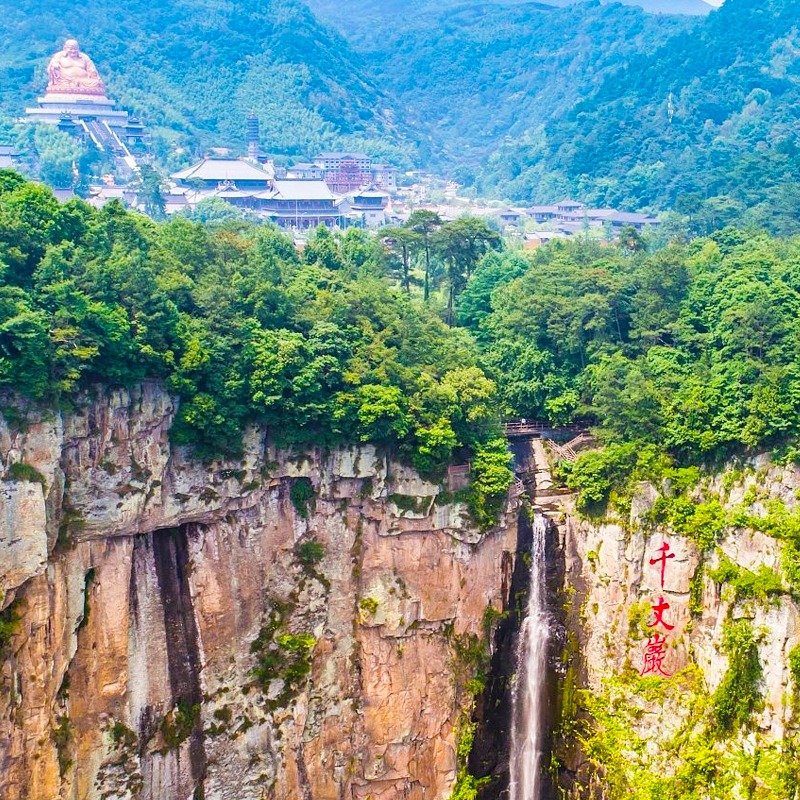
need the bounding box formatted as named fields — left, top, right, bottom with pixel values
left=503, top=419, right=587, bottom=438
left=503, top=419, right=594, bottom=463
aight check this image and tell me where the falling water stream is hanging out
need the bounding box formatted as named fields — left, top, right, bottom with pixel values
left=509, top=511, right=550, bottom=800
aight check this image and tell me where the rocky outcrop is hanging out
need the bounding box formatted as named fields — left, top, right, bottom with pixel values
left=0, top=384, right=520, bottom=800
left=553, top=464, right=800, bottom=797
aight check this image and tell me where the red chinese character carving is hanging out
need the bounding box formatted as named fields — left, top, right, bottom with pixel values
left=649, top=541, right=675, bottom=588
left=648, top=596, right=675, bottom=631
left=640, top=634, right=671, bottom=677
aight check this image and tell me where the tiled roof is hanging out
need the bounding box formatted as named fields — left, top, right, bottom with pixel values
left=171, top=158, right=272, bottom=183
left=269, top=180, right=337, bottom=201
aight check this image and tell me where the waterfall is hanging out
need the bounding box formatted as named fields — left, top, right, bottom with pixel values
left=509, top=512, right=550, bottom=800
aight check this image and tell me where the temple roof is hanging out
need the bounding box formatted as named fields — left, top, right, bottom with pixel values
left=171, top=158, right=273, bottom=183
left=269, top=180, right=337, bottom=201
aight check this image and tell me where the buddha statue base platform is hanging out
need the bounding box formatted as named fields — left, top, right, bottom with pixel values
left=26, top=97, right=131, bottom=128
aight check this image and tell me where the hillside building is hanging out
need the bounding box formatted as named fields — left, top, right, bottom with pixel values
left=25, top=39, right=146, bottom=170
left=339, top=188, right=391, bottom=227
left=171, top=157, right=275, bottom=190
left=312, top=152, right=397, bottom=193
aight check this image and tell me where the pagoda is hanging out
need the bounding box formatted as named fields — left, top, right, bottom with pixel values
left=25, top=39, right=145, bottom=164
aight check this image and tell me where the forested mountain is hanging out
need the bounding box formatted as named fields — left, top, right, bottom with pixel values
left=3, top=0, right=796, bottom=231
left=535, top=0, right=713, bottom=12
left=478, top=0, right=800, bottom=223
left=304, top=0, right=691, bottom=170
left=0, top=0, right=408, bottom=166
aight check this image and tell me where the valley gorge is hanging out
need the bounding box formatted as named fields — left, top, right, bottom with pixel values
left=2, top=383, right=800, bottom=799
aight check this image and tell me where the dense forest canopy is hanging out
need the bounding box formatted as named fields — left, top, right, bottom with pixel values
left=0, top=171, right=514, bottom=523
left=3, top=170, right=800, bottom=519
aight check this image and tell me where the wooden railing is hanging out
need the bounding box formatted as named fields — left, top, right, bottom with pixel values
left=509, top=477, right=526, bottom=499
left=546, top=432, right=595, bottom=462
left=503, top=420, right=587, bottom=438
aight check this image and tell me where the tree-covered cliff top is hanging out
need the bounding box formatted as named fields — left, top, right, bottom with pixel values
left=5, top=168, right=800, bottom=522
left=0, top=172, right=514, bottom=521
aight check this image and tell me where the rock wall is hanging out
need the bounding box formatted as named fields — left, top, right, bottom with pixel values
left=0, top=384, right=520, bottom=800
left=552, top=460, right=800, bottom=797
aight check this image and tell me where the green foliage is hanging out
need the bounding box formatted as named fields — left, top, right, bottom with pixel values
left=52, top=715, right=73, bottom=775
left=159, top=700, right=200, bottom=750
left=359, top=596, right=379, bottom=615
left=467, top=437, right=514, bottom=529
left=289, top=478, right=315, bottom=519
left=389, top=494, right=428, bottom=515
left=689, top=564, right=704, bottom=617
left=109, top=721, right=137, bottom=748
left=250, top=598, right=316, bottom=706
left=449, top=715, right=489, bottom=800
left=474, top=233, right=800, bottom=484
left=729, top=501, right=800, bottom=595
left=450, top=630, right=489, bottom=698
left=0, top=597, right=21, bottom=656
left=713, top=619, right=763, bottom=733
left=296, top=538, right=324, bottom=567
left=708, top=556, right=784, bottom=605
left=575, top=664, right=798, bottom=800
left=627, top=600, right=652, bottom=642
left=564, top=443, right=639, bottom=514
left=653, top=497, right=727, bottom=551
left=3, top=461, right=45, bottom=487
left=790, top=645, right=800, bottom=695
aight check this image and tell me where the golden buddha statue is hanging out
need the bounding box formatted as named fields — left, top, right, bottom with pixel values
left=46, top=39, right=106, bottom=96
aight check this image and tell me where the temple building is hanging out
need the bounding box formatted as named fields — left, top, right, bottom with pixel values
left=171, top=157, right=275, bottom=190
left=168, top=157, right=345, bottom=229
left=339, top=188, right=391, bottom=227
left=25, top=39, right=146, bottom=169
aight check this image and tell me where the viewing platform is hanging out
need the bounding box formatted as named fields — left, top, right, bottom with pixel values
left=503, top=420, right=587, bottom=439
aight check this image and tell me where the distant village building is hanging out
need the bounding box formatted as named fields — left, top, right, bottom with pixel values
left=25, top=39, right=146, bottom=170
left=312, top=152, right=397, bottom=194
left=529, top=200, right=659, bottom=232
left=339, top=188, right=391, bottom=227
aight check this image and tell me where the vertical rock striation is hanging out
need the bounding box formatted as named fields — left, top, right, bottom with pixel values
left=0, top=384, right=520, bottom=800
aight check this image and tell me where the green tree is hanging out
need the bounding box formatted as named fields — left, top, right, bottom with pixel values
left=405, top=210, right=442, bottom=301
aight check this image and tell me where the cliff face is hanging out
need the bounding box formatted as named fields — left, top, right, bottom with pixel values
left=5, top=387, right=799, bottom=800
left=0, top=384, right=520, bottom=800
left=553, top=461, right=800, bottom=797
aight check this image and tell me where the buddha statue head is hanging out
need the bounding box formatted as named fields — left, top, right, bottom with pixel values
left=46, top=38, right=106, bottom=96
